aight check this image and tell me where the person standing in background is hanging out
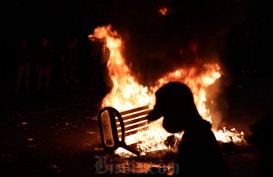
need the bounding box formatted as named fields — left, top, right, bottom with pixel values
left=35, top=37, right=55, bottom=94
left=60, top=35, right=80, bottom=87
left=14, top=38, right=33, bottom=94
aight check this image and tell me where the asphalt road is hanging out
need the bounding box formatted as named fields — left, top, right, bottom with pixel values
left=1, top=70, right=273, bottom=177
left=0, top=87, right=105, bottom=177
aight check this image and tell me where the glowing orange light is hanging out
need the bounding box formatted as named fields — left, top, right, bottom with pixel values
left=159, top=7, right=168, bottom=16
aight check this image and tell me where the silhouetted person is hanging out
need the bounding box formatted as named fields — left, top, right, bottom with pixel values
left=146, top=82, right=231, bottom=177
left=60, top=36, right=80, bottom=86
left=247, top=113, right=273, bottom=177
left=35, top=37, right=55, bottom=93
left=88, top=39, right=110, bottom=92
left=14, top=38, right=33, bottom=93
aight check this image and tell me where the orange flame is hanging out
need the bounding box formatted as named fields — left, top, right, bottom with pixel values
left=89, top=25, right=152, bottom=111
left=159, top=7, right=168, bottom=16
left=89, top=25, right=245, bottom=156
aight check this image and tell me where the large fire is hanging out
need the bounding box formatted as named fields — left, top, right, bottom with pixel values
left=89, top=25, right=245, bottom=156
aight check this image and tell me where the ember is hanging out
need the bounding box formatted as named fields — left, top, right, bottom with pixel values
left=159, top=7, right=168, bottom=16
left=89, top=25, right=245, bottom=157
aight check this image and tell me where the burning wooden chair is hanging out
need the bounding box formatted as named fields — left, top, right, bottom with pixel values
left=98, top=105, right=151, bottom=156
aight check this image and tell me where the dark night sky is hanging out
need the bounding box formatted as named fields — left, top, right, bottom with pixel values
left=86, top=0, right=257, bottom=45
left=85, top=0, right=259, bottom=80
left=2, top=0, right=90, bottom=39
left=2, top=0, right=272, bottom=79
left=2, top=0, right=257, bottom=39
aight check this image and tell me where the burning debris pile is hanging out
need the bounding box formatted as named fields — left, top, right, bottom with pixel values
left=89, top=25, right=246, bottom=158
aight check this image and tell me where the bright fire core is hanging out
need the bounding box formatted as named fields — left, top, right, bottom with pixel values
left=89, top=25, right=245, bottom=156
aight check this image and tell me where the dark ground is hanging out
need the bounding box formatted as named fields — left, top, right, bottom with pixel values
left=1, top=69, right=273, bottom=177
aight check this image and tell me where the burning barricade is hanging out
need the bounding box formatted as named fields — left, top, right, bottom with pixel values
left=90, top=25, right=246, bottom=174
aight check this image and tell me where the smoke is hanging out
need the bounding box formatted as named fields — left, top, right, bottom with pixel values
left=87, top=0, right=256, bottom=82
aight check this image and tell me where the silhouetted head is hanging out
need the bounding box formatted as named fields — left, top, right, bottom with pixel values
left=146, top=82, right=200, bottom=133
